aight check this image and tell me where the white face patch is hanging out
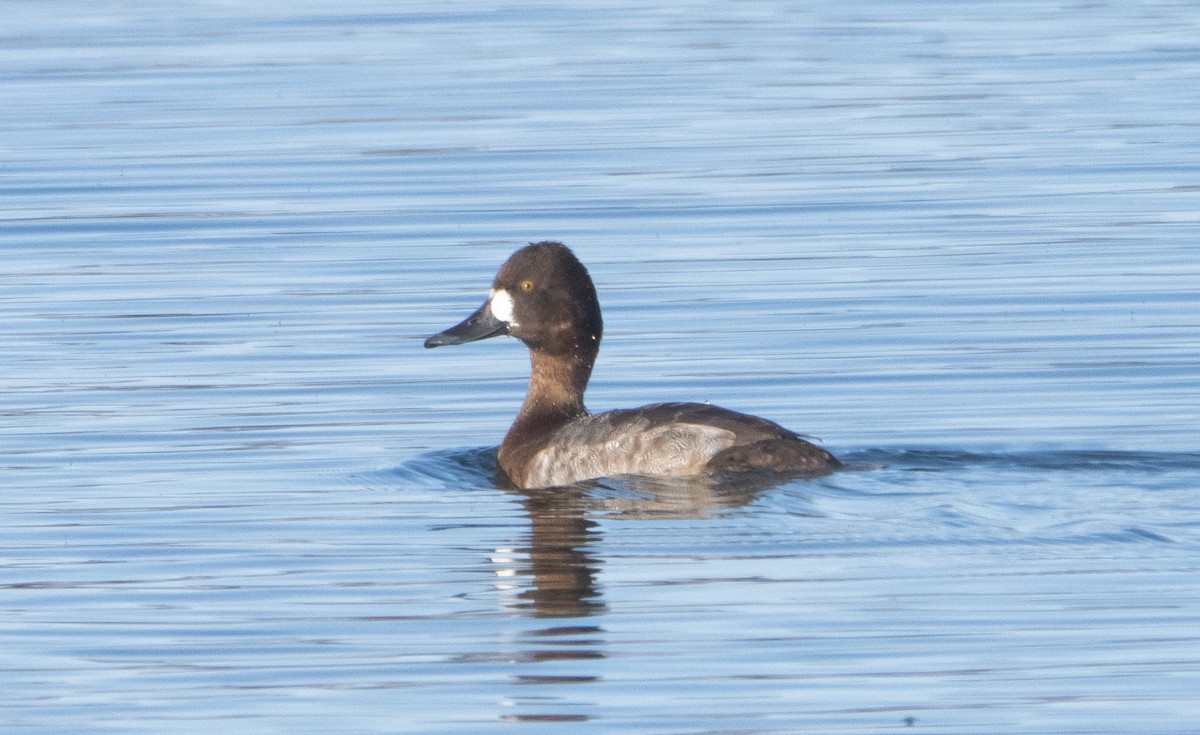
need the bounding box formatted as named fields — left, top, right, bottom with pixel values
left=488, top=288, right=517, bottom=326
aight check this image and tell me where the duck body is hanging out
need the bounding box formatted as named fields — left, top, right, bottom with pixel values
left=504, top=401, right=838, bottom=489
left=425, top=242, right=840, bottom=489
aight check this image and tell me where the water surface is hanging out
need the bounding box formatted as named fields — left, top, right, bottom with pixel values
left=3, top=1, right=1199, bottom=732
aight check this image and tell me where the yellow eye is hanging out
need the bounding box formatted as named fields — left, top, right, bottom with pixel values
left=519, top=279, right=535, bottom=292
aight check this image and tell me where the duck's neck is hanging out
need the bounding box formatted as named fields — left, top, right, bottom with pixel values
left=515, top=349, right=592, bottom=428
left=498, top=349, right=594, bottom=484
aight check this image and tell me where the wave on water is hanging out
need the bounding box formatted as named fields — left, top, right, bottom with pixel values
left=372, top=445, right=1200, bottom=549
left=374, top=446, right=502, bottom=489
left=842, top=448, right=1200, bottom=474
left=388, top=445, right=1200, bottom=491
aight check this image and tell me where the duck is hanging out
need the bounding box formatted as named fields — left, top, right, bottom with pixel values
left=425, top=242, right=841, bottom=489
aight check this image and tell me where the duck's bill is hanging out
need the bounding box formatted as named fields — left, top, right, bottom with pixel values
left=424, top=301, right=507, bottom=348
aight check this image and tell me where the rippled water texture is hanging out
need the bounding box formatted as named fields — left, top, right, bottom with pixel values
left=3, top=1, right=1200, bottom=733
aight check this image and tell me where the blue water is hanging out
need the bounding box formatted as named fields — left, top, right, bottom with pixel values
left=3, top=1, right=1200, bottom=733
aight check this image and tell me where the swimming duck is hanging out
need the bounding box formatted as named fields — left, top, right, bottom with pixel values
left=425, top=242, right=840, bottom=488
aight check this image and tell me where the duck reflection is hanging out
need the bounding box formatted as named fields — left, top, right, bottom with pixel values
left=500, top=471, right=787, bottom=618
left=490, top=471, right=796, bottom=723
left=512, top=483, right=606, bottom=618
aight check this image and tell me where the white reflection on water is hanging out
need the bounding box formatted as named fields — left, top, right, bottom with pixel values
left=3, top=0, right=1200, bottom=732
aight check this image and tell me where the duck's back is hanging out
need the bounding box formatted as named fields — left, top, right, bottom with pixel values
left=521, top=402, right=839, bottom=488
